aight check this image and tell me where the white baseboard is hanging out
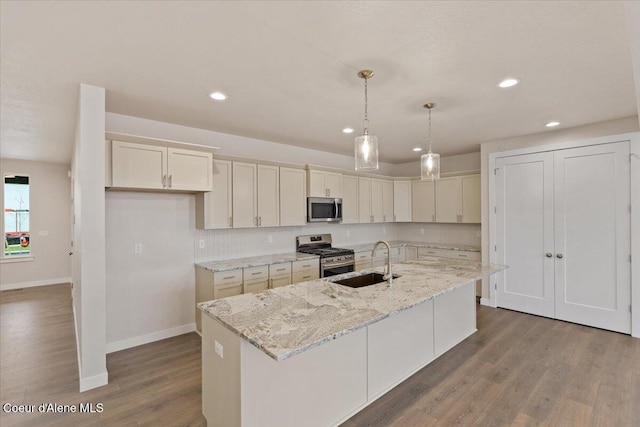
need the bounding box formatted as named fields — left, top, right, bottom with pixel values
left=106, top=323, right=196, bottom=354
left=1, top=277, right=71, bottom=291
left=79, top=371, right=109, bottom=392
left=480, top=297, right=491, bottom=306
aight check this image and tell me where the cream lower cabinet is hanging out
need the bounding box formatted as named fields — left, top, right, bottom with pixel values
left=292, top=259, right=320, bottom=283
left=244, top=266, right=269, bottom=294
left=195, top=267, right=243, bottom=332
left=393, top=180, right=412, bottom=222
left=308, top=170, right=342, bottom=198
left=111, top=140, right=213, bottom=191
left=269, top=263, right=292, bottom=288
left=196, top=159, right=232, bottom=229
left=435, top=174, right=480, bottom=223
left=417, top=247, right=481, bottom=261
left=280, top=167, right=307, bottom=226
left=341, top=175, right=359, bottom=224
left=411, top=180, right=436, bottom=222
left=355, top=252, right=372, bottom=272
left=405, top=246, right=418, bottom=260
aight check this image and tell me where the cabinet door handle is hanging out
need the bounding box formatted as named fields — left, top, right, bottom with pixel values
left=254, top=216, right=258, bottom=226
left=383, top=215, right=386, bottom=222
left=162, top=174, right=167, bottom=187
left=546, top=253, right=553, bottom=258
left=229, top=216, right=233, bottom=227
left=258, top=216, right=262, bottom=226
left=432, top=214, right=435, bottom=222
left=169, top=174, right=172, bottom=188
left=556, top=253, right=564, bottom=259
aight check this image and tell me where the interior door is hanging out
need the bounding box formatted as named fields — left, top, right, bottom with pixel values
left=553, top=142, right=631, bottom=333
left=496, top=152, right=555, bottom=318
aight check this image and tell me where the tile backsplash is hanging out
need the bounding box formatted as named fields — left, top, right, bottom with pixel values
left=194, top=222, right=481, bottom=262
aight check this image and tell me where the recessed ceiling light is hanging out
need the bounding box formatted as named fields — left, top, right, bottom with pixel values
left=545, top=121, right=560, bottom=127
left=342, top=128, right=354, bottom=134
left=497, top=78, right=519, bottom=88
left=209, top=91, right=227, bottom=101
left=412, top=147, right=422, bottom=152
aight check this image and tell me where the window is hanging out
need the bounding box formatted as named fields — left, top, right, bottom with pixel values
left=4, top=175, right=30, bottom=257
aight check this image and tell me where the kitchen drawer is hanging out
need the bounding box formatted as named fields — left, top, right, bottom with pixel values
left=355, top=252, right=372, bottom=262
left=244, top=279, right=269, bottom=294
left=269, top=262, right=292, bottom=277
left=405, top=246, right=418, bottom=260
left=292, top=258, right=319, bottom=273
left=213, top=270, right=243, bottom=286
left=244, top=265, right=269, bottom=281
left=355, top=260, right=371, bottom=272
left=270, top=275, right=291, bottom=289
left=214, top=282, right=242, bottom=299
left=292, top=270, right=319, bottom=284
left=417, top=247, right=480, bottom=261
left=372, top=246, right=399, bottom=258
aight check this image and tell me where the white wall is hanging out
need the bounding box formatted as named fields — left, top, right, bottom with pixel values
left=479, top=116, right=640, bottom=301
left=72, top=84, right=107, bottom=392
left=106, top=191, right=196, bottom=352
left=195, top=222, right=399, bottom=262
left=0, top=159, right=71, bottom=290
left=106, top=113, right=397, bottom=175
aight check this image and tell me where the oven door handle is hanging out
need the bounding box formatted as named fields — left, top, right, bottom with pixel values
left=323, top=261, right=355, bottom=269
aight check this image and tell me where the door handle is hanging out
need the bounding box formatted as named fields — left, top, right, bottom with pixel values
left=556, top=253, right=563, bottom=259
left=545, top=253, right=553, bottom=258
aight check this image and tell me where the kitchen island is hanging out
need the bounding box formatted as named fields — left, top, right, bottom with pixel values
left=198, top=257, right=506, bottom=427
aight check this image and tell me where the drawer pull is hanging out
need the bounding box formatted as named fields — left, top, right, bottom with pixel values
left=251, top=272, right=261, bottom=275
left=458, top=254, right=468, bottom=257
left=302, top=275, right=311, bottom=279
left=276, top=268, right=286, bottom=272
left=302, top=264, right=311, bottom=268
left=223, top=276, right=236, bottom=280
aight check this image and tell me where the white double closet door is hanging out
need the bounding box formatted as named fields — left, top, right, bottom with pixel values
left=495, top=142, right=631, bottom=334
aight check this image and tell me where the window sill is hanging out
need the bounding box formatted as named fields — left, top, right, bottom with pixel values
left=0, top=256, right=35, bottom=264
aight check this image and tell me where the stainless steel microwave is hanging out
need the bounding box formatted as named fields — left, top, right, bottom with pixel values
left=307, top=197, right=342, bottom=223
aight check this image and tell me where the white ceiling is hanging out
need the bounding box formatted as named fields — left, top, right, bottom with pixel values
left=1, top=1, right=637, bottom=164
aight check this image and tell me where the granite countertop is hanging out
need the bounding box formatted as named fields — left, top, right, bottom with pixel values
left=196, top=252, right=319, bottom=273
left=343, top=240, right=481, bottom=253
left=199, top=258, right=506, bottom=361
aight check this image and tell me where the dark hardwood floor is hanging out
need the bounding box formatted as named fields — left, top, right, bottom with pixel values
left=1, top=284, right=638, bottom=426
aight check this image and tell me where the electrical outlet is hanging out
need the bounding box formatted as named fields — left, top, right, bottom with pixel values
left=214, top=340, right=224, bottom=358
left=199, top=239, right=205, bottom=249
left=420, top=228, right=425, bottom=235
left=134, top=243, right=143, bottom=254
left=268, top=235, right=273, bottom=244
left=346, top=230, right=351, bottom=237
left=383, top=228, right=386, bottom=234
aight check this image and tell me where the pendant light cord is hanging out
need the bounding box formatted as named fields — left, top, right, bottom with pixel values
left=427, top=106, right=433, bottom=154
left=363, top=77, right=369, bottom=136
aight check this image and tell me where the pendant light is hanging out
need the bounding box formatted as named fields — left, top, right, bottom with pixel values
left=354, top=70, right=379, bottom=171
left=421, top=103, right=440, bottom=181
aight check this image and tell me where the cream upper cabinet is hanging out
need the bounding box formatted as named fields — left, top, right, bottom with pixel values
left=460, top=175, right=481, bottom=223
left=167, top=147, right=213, bottom=191
left=196, top=159, right=232, bottom=229
left=111, top=140, right=213, bottom=191
left=342, top=175, right=359, bottom=224
left=435, top=174, right=480, bottom=223
left=393, top=180, right=412, bottom=222
left=279, top=167, right=307, bottom=226
left=411, top=180, right=435, bottom=222
left=371, top=179, right=384, bottom=223
left=112, top=141, right=167, bottom=189
left=382, top=179, right=394, bottom=222
left=257, top=165, right=279, bottom=227
left=232, top=162, right=258, bottom=228
left=308, top=170, right=342, bottom=198
left=358, top=177, right=372, bottom=223
left=435, top=177, right=459, bottom=223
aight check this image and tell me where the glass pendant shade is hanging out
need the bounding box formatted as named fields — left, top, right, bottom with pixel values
left=354, top=134, right=379, bottom=171
left=421, top=152, right=440, bottom=180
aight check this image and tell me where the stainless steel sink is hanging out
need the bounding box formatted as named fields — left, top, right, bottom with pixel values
left=333, top=272, right=400, bottom=288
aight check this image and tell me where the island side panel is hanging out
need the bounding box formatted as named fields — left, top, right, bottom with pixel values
left=202, top=314, right=242, bottom=427
left=240, top=328, right=368, bottom=427
left=367, top=299, right=435, bottom=401
left=434, top=281, right=477, bottom=357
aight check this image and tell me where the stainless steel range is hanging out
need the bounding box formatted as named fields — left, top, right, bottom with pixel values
left=296, top=234, right=355, bottom=278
